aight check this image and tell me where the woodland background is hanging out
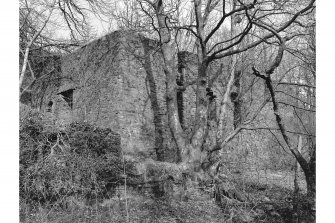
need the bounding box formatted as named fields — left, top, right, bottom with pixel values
left=0, top=0, right=331, bottom=223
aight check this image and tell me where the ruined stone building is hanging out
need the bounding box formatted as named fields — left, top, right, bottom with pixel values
left=23, top=30, right=199, bottom=161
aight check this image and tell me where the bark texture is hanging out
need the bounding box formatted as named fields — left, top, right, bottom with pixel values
left=142, top=38, right=165, bottom=161
left=230, top=70, right=242, bottom=129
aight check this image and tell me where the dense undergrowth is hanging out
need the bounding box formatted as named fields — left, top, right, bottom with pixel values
left=19, top=108, right=138, bottom=208
left=19, top=108, right=314, bottom=223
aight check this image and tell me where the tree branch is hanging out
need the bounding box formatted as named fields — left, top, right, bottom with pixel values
left=251, top=66, right=310, bottom=174
left=210, top=0, right=315, bottom=60
left=19, top=0, right=56, bottom=89
left=277, top=82, right=315, bottom=89
left=204, top=0, right=257, bottom=44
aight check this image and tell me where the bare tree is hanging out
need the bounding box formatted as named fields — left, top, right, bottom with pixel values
left=106, top=1, right=315, bottom=184
left=19, top=0, right=112, bottom=102
left=250, top=24, right=315, bottom=211
left=19, top=0, right=56, bottom=91
left=22, top=0, right=316, bottom=208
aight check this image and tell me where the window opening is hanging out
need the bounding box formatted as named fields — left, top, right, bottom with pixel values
left=47, top=101, right=53, bottom=112
left=58, top=89, right=74, bottom=109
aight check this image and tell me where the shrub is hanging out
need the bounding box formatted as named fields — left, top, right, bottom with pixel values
left=19, top=110, right=136, bottom=206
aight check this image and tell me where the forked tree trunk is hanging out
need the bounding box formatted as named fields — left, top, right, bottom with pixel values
left=154, top=0, right=186, bottom=163
left=153, top=0, right=209, bottom=170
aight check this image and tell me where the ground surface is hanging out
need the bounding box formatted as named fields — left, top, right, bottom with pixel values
left=20, top=170, right=314, bottom=223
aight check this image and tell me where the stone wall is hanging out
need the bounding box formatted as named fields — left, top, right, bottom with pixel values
left=32, top=30, right=198, bottom=160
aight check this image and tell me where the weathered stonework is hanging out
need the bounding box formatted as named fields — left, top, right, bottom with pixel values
left=31, top=30, right=197, bottom=161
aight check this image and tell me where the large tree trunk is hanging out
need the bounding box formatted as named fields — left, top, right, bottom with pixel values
left=306, top=170, right=315, bottom=198
left=153, top=0, right=210, bottom=169
left=141, top=38, right=165, bottom=161
left=154, top=0, right=185, bottom=163
left=303, top=156, right=316, bottom=221
left=177, top=57, right=185, bottom=129
left=217, top=0, right=237, bottom=137
left=305, top=146, right=316, bottom=204
left=230, top=70, right=242, bottom=129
